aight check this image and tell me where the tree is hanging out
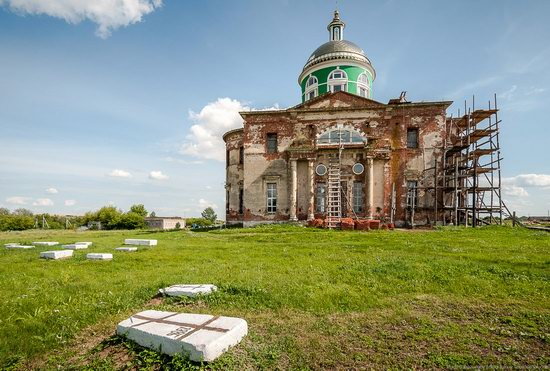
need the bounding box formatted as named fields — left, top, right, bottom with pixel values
left=175, top=222, right=181, bottom=229
left=130, top=204, right=148, bottom=218
left=118, top=212, right=145, bottom=230
left=0, top=214, right=34, bottom=231
left=0, top=207, right=10, bottom=215
left=96, top=206, right=122, bottom=230
left=13, top=208, right=33, bottom=217
left=149, top=211, right=156, bottom=217
left=201, top=207, right=217, bottom=223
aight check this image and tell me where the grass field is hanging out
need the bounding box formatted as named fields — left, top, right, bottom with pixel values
left=0, top=226, right=548, bottom=369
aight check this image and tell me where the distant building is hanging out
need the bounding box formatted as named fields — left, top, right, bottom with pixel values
left=145, top=217, right=185, bottom=230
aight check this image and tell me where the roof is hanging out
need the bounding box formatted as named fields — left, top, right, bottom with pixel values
left=238, top=91, right=452, bottom=118
left=303, top=39, right=374, bottom=73
left=222, top=127, right=244, bottom=142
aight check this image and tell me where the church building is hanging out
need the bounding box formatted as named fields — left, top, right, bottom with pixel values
left=223, top=11, right=453, bottom=227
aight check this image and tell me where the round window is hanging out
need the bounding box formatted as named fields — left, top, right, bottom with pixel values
left=315, top=164, right=327, bottom=176
left=352, top=163, right=365, bottom=175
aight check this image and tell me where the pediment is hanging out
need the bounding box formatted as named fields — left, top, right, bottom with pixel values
left=292, top=91, right=386, bottom=111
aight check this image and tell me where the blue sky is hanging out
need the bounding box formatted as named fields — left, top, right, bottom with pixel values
left=0, top=0, right=549, bottom=217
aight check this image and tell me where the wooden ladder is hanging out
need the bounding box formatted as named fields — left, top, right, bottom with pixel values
left=326, top=155, right=342, bottom=228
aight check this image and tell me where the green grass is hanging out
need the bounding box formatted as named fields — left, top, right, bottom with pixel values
left=0, top=226, right=548, bottom=369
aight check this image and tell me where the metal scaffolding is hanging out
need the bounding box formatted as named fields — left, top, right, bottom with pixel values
left=433, top=94, right=511, bottom=226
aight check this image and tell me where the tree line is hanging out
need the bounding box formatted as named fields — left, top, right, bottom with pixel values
left=0, top=205, right=217, bottom=231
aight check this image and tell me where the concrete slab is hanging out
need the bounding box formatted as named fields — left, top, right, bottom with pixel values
left=5, top=243, right=20, bottom=247
left=87, top=253, right=113, bottom=260
left=124, top=239, right=157, bottom=246
left=75, top=241, right=93, bottom=246
left=159, top=284, right=218, bottom=297
left=115, top=247, right=138, bottom=252
left=40, top=250, right=73, bottom=259
left=116, top=310, right=247, bottom=362
left=6, top=245, right=34, bottom=249
left=62, top=244, right=88, bottom=250
left=33, top=242, right=59, bottom=246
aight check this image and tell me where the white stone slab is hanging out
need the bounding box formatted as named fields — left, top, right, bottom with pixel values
left=5, top=243, right=20, bottom=247
left=124, top=239, right=157, bottom=246
left=6, top=245, right=34, bottom=249
left=62, top=244, right=88, bottom=250
left=159, top=284, right=218, bottom=297
left=87, top=253, right=113, bottom=260
left=32, top=242, right=59, bottom=246
left=117, top=310, right=247, bottom=362
left=75, top=241, right=93, bottom=246
left=115, top=247, right=137, bottom=252
left=40, top=250, right=73, bottom=259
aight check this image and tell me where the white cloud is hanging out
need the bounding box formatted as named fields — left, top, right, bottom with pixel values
left=0, top=0, right=163, bottom=38
left=198, top=198, right=217, bottom=210
left=6, top=196, right=30, bottom=205
left=149, top=170, right=168, bottom=180
left=502, top=184, right=529, bottom=197
left=64, top=199, right=76, bottom=206
left=181, top=98, right=279, bottom=162
left=108, top=169, right=132, bottom=178
left=46, top=187, right=58, bottom=194
left=181, top=98, right=249, bottom=162
left=33, top=198, right=54, bottom=206
left=503, top=174, right=550, bottom=188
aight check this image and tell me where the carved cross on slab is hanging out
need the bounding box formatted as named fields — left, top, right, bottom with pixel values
left=117, top=310, right=248, bottom=362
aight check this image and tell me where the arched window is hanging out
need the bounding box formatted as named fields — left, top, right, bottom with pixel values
left=328, top=69, right=348, bottom=93
left=357, top=73, right=370, bottom=98
left=305, top=75, right=318, bottom=101
left=317, top=127, right=366, bottom=146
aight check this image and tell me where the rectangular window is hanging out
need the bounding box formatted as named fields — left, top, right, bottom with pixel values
left=307, top=90, right=315, bottom=101
left=316, top=183, right=326, bottom=213
left=267, top=133, right=277, bottom=153
left=353, top=182, right=364, bottom=213
left=407, top=128, right=419, bottom=148
left=266, top=183, right=277, bottom=213
left=226, top=150, right=230, bottom=167
left=406, top=181, right=418, bottom=209
left=340, top=181, right=348, bottom=217
left=359, top=87, right=367, bottom=98
left=333, top=84, right=344, bottom=92
left=239, top=188, right=243, bottom=214
left=239, top=146, right=244, bottom=164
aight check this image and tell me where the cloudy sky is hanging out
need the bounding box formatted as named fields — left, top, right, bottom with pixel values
left=0, top=0, right=549, bottom=217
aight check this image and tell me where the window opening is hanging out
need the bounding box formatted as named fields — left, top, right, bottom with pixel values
left=239, top=188, right=244, bottom=214
left=266, top=183, right=277, bottom=213
left=353, top=181, right=364, bottom=213
left=328, top=69, right=348, bottom=93
left=407, top=128, right=419, bottom=148
left=316, top=183, right=326, bottom=213
left=316, top=164, right=327, bottom=176
left=267, top=133, right=278, bottom=153
left=352, top=163, right=365, bottom=175
left=317, top=127, right=366, bottom=146
left=406, top=180, right=418, bottom=209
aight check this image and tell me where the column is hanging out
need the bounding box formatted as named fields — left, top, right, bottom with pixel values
left=366, top=157, right=374, bottom=219
left=289, top=159, right=298, bottom=221
left=307, top=159, right=315, bottom=221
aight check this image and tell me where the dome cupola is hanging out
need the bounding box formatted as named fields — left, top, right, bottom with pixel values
left=299, top=11, right=376, bottom=102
